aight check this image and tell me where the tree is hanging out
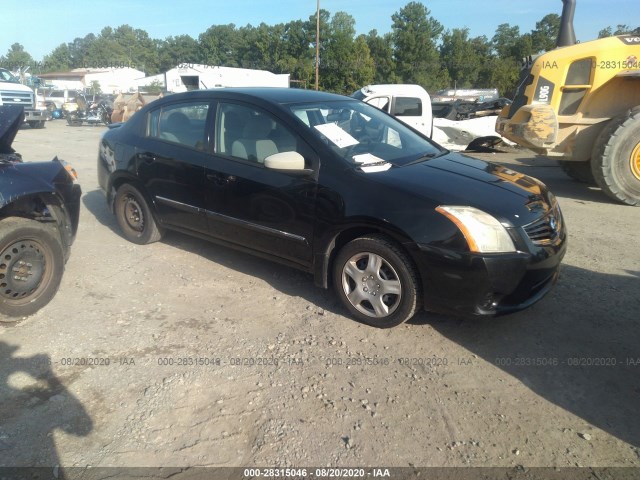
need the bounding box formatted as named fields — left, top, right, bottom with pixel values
left=492, top=23, right=521, bottom=58
left=440, top=28, right=483, bottom=88
left=531, top=14, right=560, bottom=53
left=391, top=2, right=445, bottom=90
left=68, top=34, right=97, bottom=69
left=1, top=43, right=34, bottom=71
left=320, top=12, right=374, bottom=94
left=157, top=35, right=200, bottom=72
left=198, top=24, right=241, bottom=67
left=42, top=44, right=72, bottom=72
left=89, top=80, right=101, bottom=95
left=366, top=30, right=397, bottom=84
left=280, top=19, right=315, bottom=87
left=598, top=25, right=640, bottom=38
left=142, top=79, right=164, bottom=94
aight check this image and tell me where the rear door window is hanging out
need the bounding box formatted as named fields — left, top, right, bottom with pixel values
left=147, top=102, right=210, bottom=151
left=391, top=97, right=422, bottom=117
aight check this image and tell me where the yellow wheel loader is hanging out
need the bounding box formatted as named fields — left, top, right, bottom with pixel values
left=496, top=0, right=640, bottom=205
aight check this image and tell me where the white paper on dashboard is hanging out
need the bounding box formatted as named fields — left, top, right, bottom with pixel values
left=352, top=153, right=384, bottom=164
left=314, top=123, right=359, bottom=148
left=361, top=163, right=392, bottom=173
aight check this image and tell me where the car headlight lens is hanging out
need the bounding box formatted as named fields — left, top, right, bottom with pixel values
left=436, top=206, right=516, bottom=253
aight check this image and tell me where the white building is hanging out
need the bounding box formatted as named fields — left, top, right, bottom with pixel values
left=39, top=67, right=146, bottom=94
left=137, top=64, right=290, bottom=93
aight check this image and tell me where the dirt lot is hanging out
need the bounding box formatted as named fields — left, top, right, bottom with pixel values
left=1, top=120, right=639, bottom=474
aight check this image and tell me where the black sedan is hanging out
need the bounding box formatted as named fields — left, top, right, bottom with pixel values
left=1, top=105, right=81, bottom=319
left=97, top=88, right=566, bottom=328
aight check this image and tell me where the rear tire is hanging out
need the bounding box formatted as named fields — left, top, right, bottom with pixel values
left=0, top=217, right=65, bottom=320
left=333, top=234, right=421, bottom=328
left=114, top=184, right=164, bottom=245
left=591, top=107, right=640, bottom=206
left=558, top=160, right=595, bottom=184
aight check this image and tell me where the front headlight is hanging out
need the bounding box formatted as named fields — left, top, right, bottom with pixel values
left=436, top=206, right=516, bottom=253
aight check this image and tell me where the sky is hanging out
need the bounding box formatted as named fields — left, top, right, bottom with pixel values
left=2, top=0, right=639, bottom=63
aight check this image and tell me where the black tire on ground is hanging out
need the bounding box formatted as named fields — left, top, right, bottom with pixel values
left=332, top=234, right=422, bottom=328
left=591, top=107, right=640, bottom=206
left=558, top=160, right=595, bottom=184
left=27, top=121, right=46, bottom=129
left=114, top=184, right=164, bottom=245
left=66, top=115, right=82, bottom=126
left=0, top=217, right=65, bottom=320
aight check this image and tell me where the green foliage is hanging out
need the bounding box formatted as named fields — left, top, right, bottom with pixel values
left=391, top=2, right=444, bottom=90
left=89, top=80, right=101, bottom=95
left=531, top=14, right=560, bottom=52
left=598, top=25, right=640, bottom=38
left=366, top=30, right=397, bottom=84
left=440, top=28, right=482, bottom=88
left=8, top=3, right=635, bottom=98
left=0, top=43, right=34, bottom=71
left=142, top=79, right=165, bottom=95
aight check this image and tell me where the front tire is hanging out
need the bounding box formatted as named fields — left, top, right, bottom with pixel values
left=0, top=217, right=65, bottom=320
left=333, top=234, right=421, bottom=328
left=114, top=184, right=164, bottom=245
left=558, top=160, right=595, bottom=185
left=591, top=108, right=640, bottom=206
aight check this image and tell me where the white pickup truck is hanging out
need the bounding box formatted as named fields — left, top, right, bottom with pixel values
left=0, top=68, right=47, bottom=128
left=352, top=84, right=434, bottom=137
left=352, top=84, right=507, bottom=151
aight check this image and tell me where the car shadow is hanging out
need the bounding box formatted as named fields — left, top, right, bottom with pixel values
left=0, top=341, right=93, bottom=476
left=81, top=188, right=346, bottom=317
left=82, top=188, right=120, bottom=234
left=414, top=264, right=640, bottom=448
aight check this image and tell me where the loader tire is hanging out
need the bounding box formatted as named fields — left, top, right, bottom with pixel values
left=591, top=107, right=640, bottom=206
left=558, top=160, right=595, bottom=185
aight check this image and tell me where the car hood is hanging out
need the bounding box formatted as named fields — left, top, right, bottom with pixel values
left=370, top=152, right=552, bottom=226
left=0, top=105, right=24, bottom=154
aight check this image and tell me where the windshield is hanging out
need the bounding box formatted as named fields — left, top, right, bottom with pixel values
left=0, top=69, right=20, bottom=84
left=290, top=99, right=442, bottom=167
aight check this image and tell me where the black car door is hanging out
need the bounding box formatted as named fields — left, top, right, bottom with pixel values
left=203, top=101, right=318, bottom=268
left=135, top=101, right=213, bottom=234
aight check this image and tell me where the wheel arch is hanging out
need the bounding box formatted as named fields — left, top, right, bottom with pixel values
left=0, top=191, right=73, bottom=258
left=313, top=221, right=420, bottom=289
left=107, top=172, right=151, bottom=213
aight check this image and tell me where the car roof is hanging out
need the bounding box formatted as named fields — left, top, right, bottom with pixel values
left=163, top=87, right=349, bottom=106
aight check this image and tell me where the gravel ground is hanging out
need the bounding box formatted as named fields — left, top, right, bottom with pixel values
left=1, top=120, right=639, bottom=473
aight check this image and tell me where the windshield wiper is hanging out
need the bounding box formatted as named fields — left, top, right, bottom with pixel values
left=403, top=150, right=447, bottom=167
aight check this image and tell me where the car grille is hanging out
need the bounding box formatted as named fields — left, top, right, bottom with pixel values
left=0, top=89, right=34, bottom=108
left=524, top=202, right=563, bottom=246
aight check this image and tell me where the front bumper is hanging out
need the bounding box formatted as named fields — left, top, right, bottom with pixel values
left=23, top=109, right=47, bottom=121
left=496, top=104, right=558, bottom=154
left=409, top=234, right=567, bottom=317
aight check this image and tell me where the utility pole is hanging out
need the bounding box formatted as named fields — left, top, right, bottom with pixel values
left=315, top=0, right=320, bottom=90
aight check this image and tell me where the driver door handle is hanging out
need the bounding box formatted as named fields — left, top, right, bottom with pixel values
left=139, top=153, right=156, bottom=163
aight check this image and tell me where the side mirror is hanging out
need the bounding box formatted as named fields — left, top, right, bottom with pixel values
left=264, top=151, right=313, bottom=176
